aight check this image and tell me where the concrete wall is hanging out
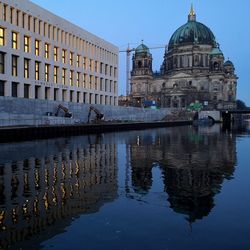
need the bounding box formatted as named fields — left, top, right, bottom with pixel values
left=0, top=97, right=171, bottom=126
left=199, top=110, right=221, bottom=122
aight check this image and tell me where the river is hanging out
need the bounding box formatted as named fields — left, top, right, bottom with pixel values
left=0, top=124, right=250, bottom=250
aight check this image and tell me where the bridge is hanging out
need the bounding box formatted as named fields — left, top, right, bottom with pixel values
left=199, top=109, right=250, bottom=123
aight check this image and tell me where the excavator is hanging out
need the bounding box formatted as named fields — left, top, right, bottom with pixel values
left=87, top=106, right=104, bottom=123
left=55, top=104, right=72, bottom=118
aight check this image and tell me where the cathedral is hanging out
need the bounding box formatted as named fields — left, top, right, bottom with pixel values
left=130, top=6, right=238, bottom=109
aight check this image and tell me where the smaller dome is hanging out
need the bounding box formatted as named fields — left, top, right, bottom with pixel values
left=135, top=43, right=150, bottom=54
left=210, top=47, right=223, bottom=56
left=224, top=60, right=234, bottom=66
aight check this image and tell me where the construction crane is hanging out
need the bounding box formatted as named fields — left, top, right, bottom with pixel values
left=55, top=104, right=72, bottom=118
left=119, top=43, right=166, bottom=97
left=87, top=106, right=104, bottom=123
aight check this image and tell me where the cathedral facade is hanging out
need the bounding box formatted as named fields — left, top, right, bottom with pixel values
left=130, top=7, right=238, bottom=109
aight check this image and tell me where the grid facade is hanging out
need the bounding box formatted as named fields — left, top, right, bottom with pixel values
left=0, top=0, right=119, bottom=105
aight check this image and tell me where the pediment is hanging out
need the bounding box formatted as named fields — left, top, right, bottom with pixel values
left=170, top=72, right=192, bottom=79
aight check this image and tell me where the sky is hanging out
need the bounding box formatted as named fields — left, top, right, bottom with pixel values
left=31, top=0, right=250, bottom=106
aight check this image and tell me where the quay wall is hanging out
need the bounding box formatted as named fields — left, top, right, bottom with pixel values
left=0, top=97, right=171, bottom=126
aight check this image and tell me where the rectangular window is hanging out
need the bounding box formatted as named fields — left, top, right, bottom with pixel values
left=70, top=70, right=73, bottom=86
left=16, top=10, right=20, bottom=26
left=24, top=36, right=30, bottom=53
left=0, top=81, right=4, bottom=96
left=10, top=8, right=14, bottom=24
left=83, top=74, right=86, bottom=88
left=110, top=66, right=112, bottom=76
left=12, top=32, right=18, bottom=49
left=70, top=90, right=73, bottom=102
left=45, top=43, right=49, bottom=59
left=83, top=57, right=86, bottom=70
left=62, top=68, right=66, bottom=84
left=35, top=61, right=40, bottom=80
left=100, top=63, right=103, bottom=74
left=77, top=72, right=80, bottom=87
left=12, top=82, right=18, bottom=97
left=77, top=54, right=80, bottom=67
left=54, top=46, right=58, bottom=61
left=12, top=55, right=18, bottom=76
left=95, top=61, right=98, bottom=72
left=35, top=85, right=40, bottom=99
left=45, top=87, right=49, bottom=99
left=105, top=64, right=108, bottom=75
left=70, top=52, right=73, bottom=66
left=3, top=5, right=7, bottom=21
left=62, top=49, right=66, bottom=63
left=0, top=27, right=5, bottom=46
left=45, top=64, right=49, bottom=82
left=53, top=66, right=58, bottom=83
left=35, top=40, right=40, bottom=56
left=95, top=77, right=98, bottom=90
left=24, top=84, right=29, bottom=98
left=89, top=59, right=92, bottom=71
left=0, top=52, right=5, bottom=74
left=24, top=58, right=29, bottom=78
left=100, top=78, right=103, bottom=91
left=54, top=88, right=58, bottom=101
left=62, top=89, right=66, bottom=101
left=77, top=91, right=80, bottom=103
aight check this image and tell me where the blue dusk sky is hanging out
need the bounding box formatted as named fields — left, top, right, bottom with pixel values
left=31, top=0, right=250, bottom=105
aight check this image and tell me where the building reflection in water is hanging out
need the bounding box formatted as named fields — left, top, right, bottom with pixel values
left=126, top=125, right=237, bottom=223
left=0, top=135, right=117, bottom=249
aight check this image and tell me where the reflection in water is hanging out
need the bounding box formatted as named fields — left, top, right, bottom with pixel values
left=0, top=135, right=117, bottom=249
left=126, top=125, right=237, bottom=222
left=0, top=125, right=241, bottom=249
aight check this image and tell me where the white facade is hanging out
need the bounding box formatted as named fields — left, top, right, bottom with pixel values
left=0, top=0, right=119, bottom=105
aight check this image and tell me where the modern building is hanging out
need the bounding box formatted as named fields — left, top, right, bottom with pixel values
left=0, top=0, right=118, bottom=106
left=130, top=6, right=238, bottom=109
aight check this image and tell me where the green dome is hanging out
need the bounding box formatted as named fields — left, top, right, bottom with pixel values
left=210, top=47, right=223, bottom=55
left=135, top=43, right=150, bottom=54
left=169, top=20, right=216, bottom=49
left=224, top=60, right=234, bottom=66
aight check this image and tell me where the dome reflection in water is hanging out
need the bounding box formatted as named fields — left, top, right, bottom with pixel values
left=0, top=124, right=249, bottom=250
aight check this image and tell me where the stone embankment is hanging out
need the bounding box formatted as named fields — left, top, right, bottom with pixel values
left=0, top=97, right=193, bottom=142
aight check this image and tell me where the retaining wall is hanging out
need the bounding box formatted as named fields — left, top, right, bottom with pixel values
left=0, top=97, right=171, bottom=126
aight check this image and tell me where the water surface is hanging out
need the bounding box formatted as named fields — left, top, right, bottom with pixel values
left=0, top=124, right=250, bottom=250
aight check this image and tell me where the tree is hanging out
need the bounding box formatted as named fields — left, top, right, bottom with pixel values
left=236, top=99, right=249, bottom=110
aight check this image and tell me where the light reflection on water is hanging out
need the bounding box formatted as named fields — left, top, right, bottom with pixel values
left=0, top=124, right=250, bottom=250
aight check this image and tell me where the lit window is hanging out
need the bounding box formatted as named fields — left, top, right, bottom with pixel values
left=12, top=55, right=18, bottom=76
left=35, top=61, right=40, bottom=80
left=35, top=40, right=40, bottom=56
left=62, top=49, right=66, bottom=64
left=70, top=70, right=73, bottom=86
left=70, top=52, right=73, bottom=66
left=54, top=47, right=58, bottom=61
left=24, top=58, right=29, bottom=78
left=77, top=55, right=80, bottom=67
left=45, top=64, right=49, bottom=82
left=24, top=36, right=30, bottom=53
left=62, top=68, right=66, bottom=84
left=0, top=27, right=5, bottom=46
left=12, top=32, right=18, bottom=49
left=53, top=66, right=58, bottom=83
left=0, top=52, right=5, bottom=74
left=45, top=43, right=49, bottom=59
left=77, top=72, right=80, bottom=87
